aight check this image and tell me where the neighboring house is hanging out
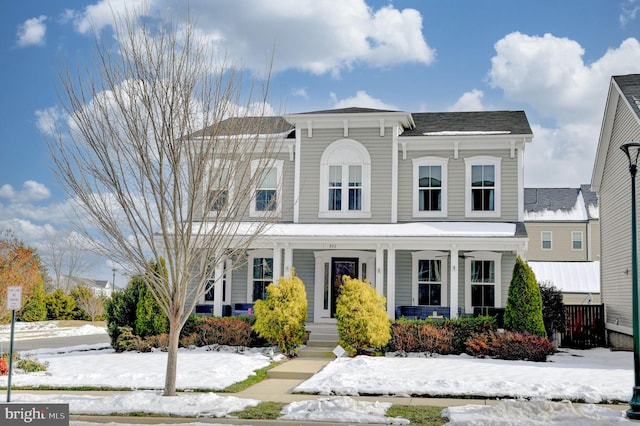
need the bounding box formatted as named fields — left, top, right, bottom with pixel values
left=188, top=107, right=534, bottom=323
left=591, top=74, right=640, bottom=349
left=523, top=186, right=601, bottom=304
left=66, top=276, right=113, bottom=297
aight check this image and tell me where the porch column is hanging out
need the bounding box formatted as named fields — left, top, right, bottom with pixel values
left=386, top=245, right=396, bottom=319
left=284, top=246, right=293, bottom=278
left=272, top=246, right=282, bottom=283
left=214, top=261, right=224, bottom=317
left=450, top=245, right=459, bottom=319
left=375, top=245, right=384, bottom=296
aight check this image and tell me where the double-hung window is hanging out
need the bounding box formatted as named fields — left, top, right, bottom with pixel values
left=465, top=251, right=501, bottom=313
left=412, top=251, right=447, bottom=307
left=465, top=156, right=501, bottom=218
left=205, top=160, right=233, bottom=217
left=413, top=157, right=448, bottom=217
left=572, top=231, right=583, bottom=250
left=320, top=139, right=371, bottom=218
left=250, top=159, right=283, bottom=217
left=250, top=256, right=273, bottom=301
left=541, top=231, right=552, bottom=250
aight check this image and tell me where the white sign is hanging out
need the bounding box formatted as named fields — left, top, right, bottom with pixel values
left=6, top=286, right=22, bottom=310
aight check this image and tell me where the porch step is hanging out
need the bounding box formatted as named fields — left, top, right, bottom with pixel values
left=300, top=323, right=339, bottom=359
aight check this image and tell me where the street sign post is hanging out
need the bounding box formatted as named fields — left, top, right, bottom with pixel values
left=6, top=286, right=22, bottom=402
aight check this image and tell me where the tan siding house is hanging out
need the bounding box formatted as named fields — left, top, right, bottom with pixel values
left=591, top=74, right=640, bottom=349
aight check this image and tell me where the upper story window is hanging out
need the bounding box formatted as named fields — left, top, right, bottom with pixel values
left=572, top=231, right=583, bottom=250
left=250, top=159, right=283, bottom=217
left=412, top=157, right=448, bottom=217
left=465, top=156, right=501, bottom=218
left=205, top=160, right=233, bottom=217
left=319, top=139, right=371, bottom=218
left=541, top=231, right=552, bottom=250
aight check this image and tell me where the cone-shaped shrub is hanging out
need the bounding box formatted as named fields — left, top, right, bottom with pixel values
left=253, top=271, right=308, bottom=356
left=504, top=257, right=547, bottom=337
left=335, top=276, right=390, bottom=355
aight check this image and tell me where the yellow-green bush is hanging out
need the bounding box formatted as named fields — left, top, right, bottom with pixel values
left=253, top=272, right=307, bottom=356
left=335, top=277, right=390, bottom=356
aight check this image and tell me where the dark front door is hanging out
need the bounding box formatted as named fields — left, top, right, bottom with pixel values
left=331, top=257, right=359, bottom=317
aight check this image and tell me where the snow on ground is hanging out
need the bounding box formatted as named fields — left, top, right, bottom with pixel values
left=0, top=321, right=634, bottom=424
left=0, top=320, right=107, bottom=341
left=294, top=349, right=632, bottom=403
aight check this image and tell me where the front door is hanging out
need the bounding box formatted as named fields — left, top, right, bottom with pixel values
left=331, top=257, right=359, bottom=317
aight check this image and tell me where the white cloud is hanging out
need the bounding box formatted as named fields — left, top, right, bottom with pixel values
left=69, top=0, right=434, bottom=76
left=621, top=0, right=640, bottom=27
left=16, top=16, right=47, bottom=47
left=0, top=181, right=51, bottom=203
left=488, top=32, right=640, bottom=186
left=330, top=90, right=398, bottom=110
left=448, top=89, right=485, bottom=112
left=292, top=88, right=309, bottom=99
left=489, top=33, right=640, bottom=124
left=35, top=106, right=67, bottom=136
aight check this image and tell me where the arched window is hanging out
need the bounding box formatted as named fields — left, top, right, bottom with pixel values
left=319, top=139, right=371, bottom=218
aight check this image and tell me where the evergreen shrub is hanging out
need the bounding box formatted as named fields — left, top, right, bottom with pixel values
left=45, top=289, right=76, bottom=320
left=253, top=272, right=307, bottom=356
left=504, top=257, right=547, bottom=337
left=539, top=281, right=566, bottom=337
left=335, top=277, right=390, bottom=356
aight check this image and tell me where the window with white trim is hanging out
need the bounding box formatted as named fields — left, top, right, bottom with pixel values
left=413, top=157, right=448, bottom=217
left=319, top=139, right=371, bottom=218
left=247, top=250, right=273, bottom=301
left=464, top=156, right=501, bottom=217
left=572, top=231, right=583, bottom=250
left=412, top=251, right=448, bottom=307
left=204, top=258, right=230, bottom=304
left=465, top=251, right=502, bottom=313
left=250, top=159, right=283, bottom=217
left=205, top=160, right=233, bottom=217
left=541, top=231, right=552, bottom=250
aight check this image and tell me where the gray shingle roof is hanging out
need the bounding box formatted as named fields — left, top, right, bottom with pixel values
left=186, top=116, right=295, bottom=138
left=614, top=74, right=640, bottom=121
left=402, top=110, right=532, bottom=136
left=524, top=185, right=598, bottom=220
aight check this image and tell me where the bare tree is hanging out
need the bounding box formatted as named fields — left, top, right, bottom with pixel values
left=47, top=11, right=284, bottom=396
left=44, top=229, right=93, bottom=292
left=72, top=284, right=104, bottom=323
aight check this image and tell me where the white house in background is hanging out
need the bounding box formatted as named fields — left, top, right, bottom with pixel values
left=523, top=186, right=601, bottom=304
left=591, top=74, right=640, bottom=349
left=186, top=108, right=533, bottom=322
left=66, top=276, right=113, bottom=297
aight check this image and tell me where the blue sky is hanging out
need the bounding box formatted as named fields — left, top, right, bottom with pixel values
left=1, top=0, right=639, bottom=282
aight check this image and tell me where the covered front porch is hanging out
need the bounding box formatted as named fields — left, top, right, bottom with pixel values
left=199, top=222, right=528, bottom=323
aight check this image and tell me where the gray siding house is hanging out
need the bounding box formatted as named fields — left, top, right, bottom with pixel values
left=591, top=74, right=640, bottom=349
left=190, top=108, right=533, bottom=323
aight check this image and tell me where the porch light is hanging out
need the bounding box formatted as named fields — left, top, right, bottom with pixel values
left=621, top=141, right=640, bottom=420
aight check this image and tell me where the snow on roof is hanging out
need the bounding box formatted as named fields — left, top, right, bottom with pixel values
left=243, top=222, right=518, bottom=238
left=528, top=261, right=600, bottom=293
left=423, top=131, right=511, bottom=136
left=524, top=192, right=589, bottom=221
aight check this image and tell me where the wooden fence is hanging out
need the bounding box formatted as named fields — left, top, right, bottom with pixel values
left=560, top=304, right=606, bottom=348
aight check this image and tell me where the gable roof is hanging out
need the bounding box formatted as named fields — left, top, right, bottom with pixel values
left=524, top=186, right=598, bottom=221
left=401, top=111, right=532, bottom=137
left=591, top=74, right=640, bottom=191
left=186, top=116, right=295, bottom=138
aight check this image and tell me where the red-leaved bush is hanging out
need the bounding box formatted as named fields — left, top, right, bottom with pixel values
left=0, top=358, right=8, bottom=376
left=465, top=330, right=555, bottom=362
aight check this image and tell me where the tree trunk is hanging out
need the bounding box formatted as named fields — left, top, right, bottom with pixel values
left=163, top=314, right=181, bottom=396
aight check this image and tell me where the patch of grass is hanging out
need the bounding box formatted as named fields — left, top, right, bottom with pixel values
left=231, top=401, right=285, bottom=419
left=220, top=363, right=276, bottom=393
left=386, top=405, right=447, bottom=426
